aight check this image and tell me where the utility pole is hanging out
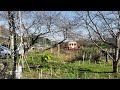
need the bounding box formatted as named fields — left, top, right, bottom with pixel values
left=8, top=11, right=17, bottom=79
left=19, top=11, right=24, bottom=68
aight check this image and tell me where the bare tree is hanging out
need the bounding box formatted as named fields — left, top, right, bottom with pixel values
left=20, top=11, right=61, bottom=48
left=8, top=11, right=17, bottom=78
left=18, top=11, right=79, bottom=52
left=76, top=11, right=120, bottom=73
left=0, top=11, right=79, bottom=50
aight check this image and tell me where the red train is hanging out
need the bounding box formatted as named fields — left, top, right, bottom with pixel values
left=67, top=40, right=78, bottom=50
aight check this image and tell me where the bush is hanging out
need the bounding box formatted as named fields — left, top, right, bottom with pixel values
left=91, top=54, right=101, bottom=63
left=26, top=51, right=54, bottom=67
left=68, top=47, right=101, bottom=63
left=77, top=47, right=97, bottom=56
left=41, top=54, right=52, bottom=62
left=26, top=54, right=42, bottom=66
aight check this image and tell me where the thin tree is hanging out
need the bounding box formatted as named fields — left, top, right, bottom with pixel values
left=76, top=11, right=120, bottom=73
left=8, top=11, right=17, bottom=78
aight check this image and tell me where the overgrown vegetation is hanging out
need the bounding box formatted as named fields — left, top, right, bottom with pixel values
left=22, top=49, right=120, bottom=79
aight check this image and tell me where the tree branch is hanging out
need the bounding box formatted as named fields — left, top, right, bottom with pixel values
left=98, top=11, right=116, bottom=38
left=86, top=22, right=115, bottom=61
left=42, top=38, right=66, bottom=52
left=87, top=11, right=117, bottom=48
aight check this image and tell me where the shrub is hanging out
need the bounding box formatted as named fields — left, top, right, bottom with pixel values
left=26, top=54, right=42, bottom=67
left=26, top=51, right=54, bottom=67
left=41, top=54, right=52, bottom=63
left=91, top=54, right=101, bottom=63
left=68, top=47, right=101, bottom=63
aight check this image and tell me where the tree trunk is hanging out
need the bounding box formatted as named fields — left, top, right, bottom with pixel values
left=8, top=11, right=17, bottom=79
left=105, top=52, right=108, bottom=63
left=113, top=60, right=118, bottom=73
left=113, top=32, right=120, bottom=73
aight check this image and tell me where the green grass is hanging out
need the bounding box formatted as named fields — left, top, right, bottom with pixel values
left=22, top=50, right=120, bottom=79
left=22, top=61, right=120, bottom=79
left=1, top=49, right=120, bottom=79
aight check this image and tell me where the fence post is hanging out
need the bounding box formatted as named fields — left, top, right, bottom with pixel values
left=83, top=53, right=85, bottom=64
left=108, top=73, right=111, bottom=79
left=79, top=60, right=80, bottom=65
left=57, top=44, right=60, bottom=57
left=50, top=67, right=52, bottom=76
left=105, top=49, right=108, bottom=63
left=40, top=69, right=42, bottom=79
left=94, top=73, right=96, bottom=79
left=86, top=54, right=87, bottom=61
left=39, top=72, right=40, bottom=79
left=77, top=70, right=79, bottom=79
left=84, top=72, right=86, bottom=79
left=89, top=54, right=91, bottom=64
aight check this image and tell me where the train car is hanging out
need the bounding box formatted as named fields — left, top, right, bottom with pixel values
left=67, top=40, right=78, bottom=50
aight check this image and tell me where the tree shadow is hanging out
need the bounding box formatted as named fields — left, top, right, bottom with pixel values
left=78, top=67, right=113, bottom=73
left=29, top=61, right=66, bottom=70
left=77, top=67, right=116, bottom=79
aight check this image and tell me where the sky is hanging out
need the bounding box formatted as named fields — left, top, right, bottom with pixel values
left=0, top=11, right=88, bottom=42
left=46, top=11, right=89, bottom=41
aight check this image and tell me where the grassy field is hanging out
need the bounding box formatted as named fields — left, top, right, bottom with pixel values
left=21, top=49, right=120, bottom=79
